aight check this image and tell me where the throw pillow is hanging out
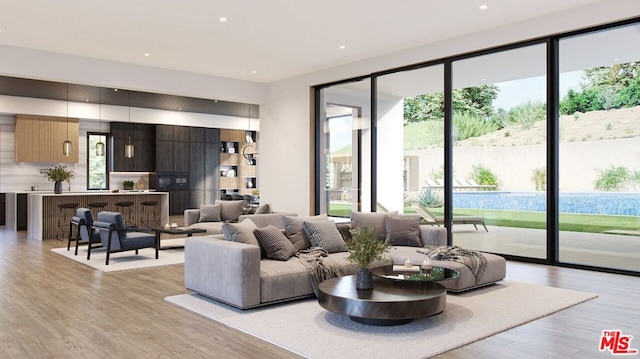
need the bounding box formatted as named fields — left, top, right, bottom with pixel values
left=253, top=225, right=297, bottom=261
left=336, top=223, right=353, bottom=243
left=215, top=200, right=244, bottom=222
left=283, top=214, right=328, bottom=251
left=385, top=215, right=422, bottom=247
left=254, top=203, right=272, bottom=214
left=302, top=220, right=347, bottom=253
left=350, top=211, right=397, bottom=241
left=198, top=204, right=221, bottom=222
left=222, top=218, right=260, bottom=248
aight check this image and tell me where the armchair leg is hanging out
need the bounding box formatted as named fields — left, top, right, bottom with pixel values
left=67, top=222, right=73, bottom=251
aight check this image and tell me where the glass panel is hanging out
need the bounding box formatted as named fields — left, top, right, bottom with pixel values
left=88, top=133, right=108, bottom=190
left=559, top=24, right=640, bottom=271
left=319, top=80, right=372, bottom=216
left=452, top=44, right=547, bottom=258
left=375, top=65, right=444, bottom=215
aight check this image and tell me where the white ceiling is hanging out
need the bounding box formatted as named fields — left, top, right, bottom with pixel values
left=0, top=0, right=611, bottom=83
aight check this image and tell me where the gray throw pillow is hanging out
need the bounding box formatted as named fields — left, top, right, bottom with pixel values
left=283, top=214, right=328, bottom=251
left=222, top=218, right=260, bottom=248
left=198, top=204, right=222, bottom=222
left=385, top=215, right=422, bottom=247
left=254, top=203, right=272, bottom=214
left=215, top=200, right=244, bottom=222
left=350, top=211, right=397, bottom=241
left=253, top=225, right=297, bottom=261
left=302, top=220, right=347, bottom=253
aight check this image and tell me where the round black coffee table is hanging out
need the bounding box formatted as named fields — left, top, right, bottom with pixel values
left=317, top=266, right=458, bottom=326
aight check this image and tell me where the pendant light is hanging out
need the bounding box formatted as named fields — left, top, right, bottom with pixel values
left=62, top=83, right=73, bottom=156
left=95, top=88, right=105, bottom=156
left=241, top=105, right=258, bottom=163
left=124, top=91, right=134, bottom=158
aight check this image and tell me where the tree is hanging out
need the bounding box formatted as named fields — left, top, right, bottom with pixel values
left=403, top=84, right=499, bottom=124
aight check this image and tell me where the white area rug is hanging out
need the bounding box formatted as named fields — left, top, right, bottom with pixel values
left=166, top=281, right=597, bottom=358
left=51, top=238, right=185, bottom=272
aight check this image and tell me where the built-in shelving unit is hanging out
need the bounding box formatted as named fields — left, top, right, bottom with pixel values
left=220, top=129, right=258, bottom=195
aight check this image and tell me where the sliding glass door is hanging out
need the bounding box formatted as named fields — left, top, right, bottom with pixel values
left=558, top=23, right=640, bottom=271
left=317, top=80, right=372, bottom=216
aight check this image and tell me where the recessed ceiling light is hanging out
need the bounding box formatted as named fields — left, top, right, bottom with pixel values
left=144, top=53, right=150, bottom=57
left=252, top=70, right=257, bottom=74
left=480, top=5, right=488, bottom=10
left=114, top=88, right=118, bottom=91
left=219, top=17, right=227, bottom=22
left=339, top=45, right=346, bottom=49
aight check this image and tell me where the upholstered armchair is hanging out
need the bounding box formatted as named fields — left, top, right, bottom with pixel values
left=93, top=211, right=158, bottom=265
left=68, top=207, right=102, bottom=260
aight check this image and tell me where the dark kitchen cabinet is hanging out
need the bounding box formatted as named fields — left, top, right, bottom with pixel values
left=111, top=122, right=155, bottom=172
left=156, top=125, right=189, bottom=172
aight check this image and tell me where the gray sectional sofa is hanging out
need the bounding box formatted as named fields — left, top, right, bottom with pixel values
left=184, top=212, right=506, bottom=309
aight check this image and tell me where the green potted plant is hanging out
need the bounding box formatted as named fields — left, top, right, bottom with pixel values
left=346, top=226, right=390, bottom=290
left=123, top=180, right=135, bottom=190
left=41, top=165, right=75, bottom=194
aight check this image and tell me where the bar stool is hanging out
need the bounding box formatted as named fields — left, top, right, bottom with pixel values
left=114, top=201, right=135, bottom=227
left=140, top=200, right=160, bottom=228
left=87, top=202, right=108, bottom=219
left=57, top=202, right=79, bottom=240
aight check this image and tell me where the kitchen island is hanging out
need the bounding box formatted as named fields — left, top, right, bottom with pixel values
left=24, top=191, right=169, bottom=240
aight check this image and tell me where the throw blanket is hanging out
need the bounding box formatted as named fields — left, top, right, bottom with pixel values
left=418, top=246, right=487, bottom=284
left=296, top=247, right=346, bottom=297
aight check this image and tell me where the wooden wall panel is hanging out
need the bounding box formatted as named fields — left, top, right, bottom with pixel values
left=15, top=114, right=79, bottom=163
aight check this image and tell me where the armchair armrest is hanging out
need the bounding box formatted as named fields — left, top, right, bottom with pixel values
left=184, top=209, right=201, bottom=227
left=184, top=237, right=261, bottom=309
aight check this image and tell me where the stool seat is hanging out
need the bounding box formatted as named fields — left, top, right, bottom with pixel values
left=58, top=202, right=79, bottom=241
left=140, top=200, right=160, bottom=228
left=115, top=201, right=135, bottom=227
left=87, top=202, right=108, bottom=209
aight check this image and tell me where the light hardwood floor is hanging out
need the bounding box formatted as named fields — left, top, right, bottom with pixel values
left=1, top=227, right=638, bottom=358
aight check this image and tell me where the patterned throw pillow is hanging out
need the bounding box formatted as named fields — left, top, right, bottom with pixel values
left=385, top=215, right=422, bottom=247
left=222, top=218, right=260, bottom=248
left=253, top=225, right=297, bottom=261
left=199, top=204, right=222, bottom=222
left=283, top=214, right=328, bottom=251
left=302, top=220, right=347, bottom=253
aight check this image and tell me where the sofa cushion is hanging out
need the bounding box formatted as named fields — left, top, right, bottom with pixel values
left=199, top=204, right=222, bottom=222
left=350, top=211, right=397, bottom=241
left=302, top=220, right=347, bottom=253
left=254, top=225, right=297, bottom=261
left=283, top=214, right=328, bottom=251
left=215, top=200, right=245, bottom=222
left=222, top=218, right=260, bottom=248
left=385, top=215, right=422, bottom=247
left=254, top=203, right=272, bottom=214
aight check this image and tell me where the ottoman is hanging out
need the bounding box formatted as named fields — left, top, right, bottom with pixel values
left=390, top=246, right=506, bottom=292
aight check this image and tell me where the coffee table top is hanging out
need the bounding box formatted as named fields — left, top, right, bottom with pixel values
left=371, top=265, right=459, bottom=282
left=152, top=227, right=206, bottom=235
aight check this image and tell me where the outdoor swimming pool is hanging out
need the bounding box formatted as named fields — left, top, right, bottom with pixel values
left=452, top=192, right=640, bottom=216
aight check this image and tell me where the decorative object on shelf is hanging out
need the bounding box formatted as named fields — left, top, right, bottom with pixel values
left=242, top=106, right=259, bottom=162
left=123, top=180, right=135, bottom=190
left=135, top=176, right=147, bottom=190
left=252, top=189, right=260, bottom=196
left=125, top=91, right=134, bottom=158
left=62, top=84, right=73, bottom=156
left=246, top=178, right=254, bottom=188
left=41, top=165, right=75, bottom=194
left=96, top=88, right=105, bottom=156
left=346, top=226, right=390, bottom=290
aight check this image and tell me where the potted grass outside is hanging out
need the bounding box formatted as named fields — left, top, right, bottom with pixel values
left=42, top=165, right=75, bottom=194
left=346, top=226, right=390, bottom=290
